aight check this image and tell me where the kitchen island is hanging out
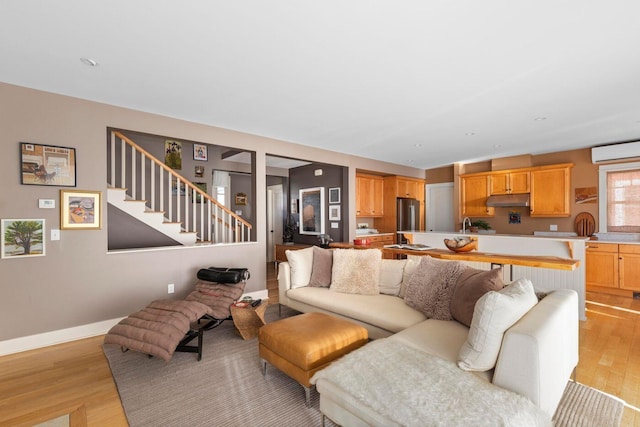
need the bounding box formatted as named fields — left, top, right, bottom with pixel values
left=398, top=231, right=587, bottom=320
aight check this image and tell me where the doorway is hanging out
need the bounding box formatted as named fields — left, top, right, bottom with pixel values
left=426, top=183, right=454, bottom=232
left=267, top=184, right=284, bottom=262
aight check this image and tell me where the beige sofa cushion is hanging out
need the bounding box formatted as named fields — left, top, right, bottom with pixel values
left=330, top=249, right=381, bottom=295
left=286, top=247, right=314, bottom=288
left=451, top=267, right=505, bottom=327
left=458, top=278, right=538, bottom=372
left=286, top=287, right=426, bottom=333
left=378, top=259, right=406, bottom=296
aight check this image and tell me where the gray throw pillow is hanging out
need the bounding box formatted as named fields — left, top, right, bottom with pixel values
left=309, top=246, right=333, bottom=287
left=450, top=267, right=505, bottom=327
left=404, top=256, right=466, bottom=320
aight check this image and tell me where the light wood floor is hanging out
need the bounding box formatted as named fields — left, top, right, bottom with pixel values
left=1, top=288, right=639, bottom=426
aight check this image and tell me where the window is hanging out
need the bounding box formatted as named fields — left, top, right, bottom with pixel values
left=599, top=162, right=640, bottom=233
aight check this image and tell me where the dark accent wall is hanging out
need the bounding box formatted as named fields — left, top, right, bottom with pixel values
left=289, top=163, right=349, bottom=245
left=107, top=205, right=180, bottom=250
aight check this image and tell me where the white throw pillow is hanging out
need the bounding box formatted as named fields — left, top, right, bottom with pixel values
left=378, top=259, right=407, bottom=296
left=458, top=278, right=538, bottom=372
left=286, top=247, right=314, bottom=288
left=330, top=249, right=382, bottom=295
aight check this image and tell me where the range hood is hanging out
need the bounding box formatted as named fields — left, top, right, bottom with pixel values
left=486, top=194, right=530, bottom=207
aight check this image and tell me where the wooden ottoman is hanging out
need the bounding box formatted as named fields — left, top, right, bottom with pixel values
left=258, top=312, right=368, bottom=405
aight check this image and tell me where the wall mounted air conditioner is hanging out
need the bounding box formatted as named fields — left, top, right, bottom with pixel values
left=592, top=141, right=640, bottom=163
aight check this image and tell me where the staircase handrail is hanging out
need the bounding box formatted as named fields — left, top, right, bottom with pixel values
left=113, top=131, right=252, bottom=230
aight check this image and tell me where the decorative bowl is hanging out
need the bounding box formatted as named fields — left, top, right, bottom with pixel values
left=444, top=238, right=478, bottom=252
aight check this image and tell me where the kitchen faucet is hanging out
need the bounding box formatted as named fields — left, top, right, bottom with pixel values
left=462, top=217, right=472, bottom=234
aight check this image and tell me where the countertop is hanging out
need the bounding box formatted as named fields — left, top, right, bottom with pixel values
left=398, top=230, right=590, bottom=241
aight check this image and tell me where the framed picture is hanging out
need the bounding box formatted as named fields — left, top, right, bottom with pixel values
left=171, top=177, right=186, bottom=195
left=194, top=166, right=205, bottom=178
left=1, top=219, right=45, bottom=259
left=20, top=142, right=76, bottom=187
left=193, top=143, right=208, bottom=161
left=164, top=140, right=182, bottom=170
left=193, top=182, right=207, bottom=203
left=299, top=187, right=325, bottom=235
left=235, top=193, right=247, bottom=205
left=60, top=190, right=102, bottom=230
left=329, top=187, right=341, bottom=204
left=329, top=205, right=341, bottom=221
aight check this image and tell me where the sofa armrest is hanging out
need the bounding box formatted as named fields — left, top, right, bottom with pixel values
left=278, top=261, right=292, bottom=306
left=492, top=289, right=578, bottom=417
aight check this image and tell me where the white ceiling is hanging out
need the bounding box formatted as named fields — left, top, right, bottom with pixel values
left=2, top=1, right=640, bottom=169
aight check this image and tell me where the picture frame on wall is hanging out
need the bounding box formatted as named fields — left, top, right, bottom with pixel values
left=329, top=205, right=341, bottom=221
left=20, top=142, right=76, bottom=187
left=1, top=218, right=45, bottom=259
left=299, top=187, right=325, bottom=235
left=329, top=187, right=341, bottom=204
left=60, top=190, right=102, bottom=230
left=235, top=193, right=247, bottom=205
left=164, top=140, right=182, bottom=170
left=193, top=143, right=208, bottom=161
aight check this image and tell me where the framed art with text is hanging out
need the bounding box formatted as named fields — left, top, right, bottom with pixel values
left=20, top=142, right=76, bottom=187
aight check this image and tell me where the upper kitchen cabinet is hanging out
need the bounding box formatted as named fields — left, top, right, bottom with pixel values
left=356, top=173, right=384, bottom=217
left=490, top=170, right=530, bottom=195
left=395, top=177, right=424, bottom=199
left=461, top=174, right=494, bottom=217
left=530, top=164, right=573, bottom=217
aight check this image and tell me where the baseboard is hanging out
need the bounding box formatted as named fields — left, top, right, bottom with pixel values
left=1, top=290, right=269, bottom=357
left=0, top=317, right=124, bottom=356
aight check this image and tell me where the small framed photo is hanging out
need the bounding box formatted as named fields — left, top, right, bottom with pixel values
left=194, top=165, right=205, bottom=178
left=20, top=142, right=76, bottom=187
left=60, top=190, right=102, bottom=230
left=1, top=219, right=45, bottom=259
left=329, top=205, right=341, bottom=221
left=329, top=187, right=341, bottom=204
left=235, top=192, right=247, bottom=205
left=193, top=143, right=208, bottom=161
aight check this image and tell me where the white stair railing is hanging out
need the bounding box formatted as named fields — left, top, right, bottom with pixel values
left=107, top=130, right=252, bottom=244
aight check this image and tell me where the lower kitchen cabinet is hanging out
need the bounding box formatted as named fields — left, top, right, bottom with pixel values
left=586, top=242, right=640, bottom=291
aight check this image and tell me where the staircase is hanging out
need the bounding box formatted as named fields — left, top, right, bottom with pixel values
left=107, top=131, right=252, bottom=245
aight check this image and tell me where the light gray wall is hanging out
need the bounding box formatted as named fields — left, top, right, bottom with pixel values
left=0, top=82, right=426, bottom=342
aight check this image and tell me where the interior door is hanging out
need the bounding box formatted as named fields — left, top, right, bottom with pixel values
left=426, top=183, right=454, bottom=232
left=266, top=184, right=284, bottom=262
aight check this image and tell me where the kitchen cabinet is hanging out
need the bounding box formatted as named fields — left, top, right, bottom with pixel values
left=461, top=174, right=494, bottom=217
left=586, top=243, right=640, bottom=291
left=356, top=174, right=384, bottom=217
left=372, top=175, right=425, bottom=242
left=490, top=170, right=530, bottom=195
left=530, top=164, right=572, bottom=217
left=396, top=178, right=423, bottom=199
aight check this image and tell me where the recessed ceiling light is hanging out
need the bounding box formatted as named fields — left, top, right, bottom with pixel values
left=80, top=57, right=98, bottom=67
left=414, top=143, right=423, bottom=148
left=465, top=132, right=476, bottom=136
left=534, top=117, right=547, bottom=121
left=493, top=144, right=502, bottom=149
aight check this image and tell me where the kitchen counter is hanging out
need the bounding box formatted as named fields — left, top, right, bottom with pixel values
left=399, top=231, right=587, bottom=320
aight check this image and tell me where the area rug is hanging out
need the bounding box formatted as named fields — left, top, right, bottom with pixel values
left=103, top=305, right=624, bottom=427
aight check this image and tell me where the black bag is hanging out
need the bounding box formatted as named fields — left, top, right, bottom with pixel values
left=197, top=267, right=250, bottom=284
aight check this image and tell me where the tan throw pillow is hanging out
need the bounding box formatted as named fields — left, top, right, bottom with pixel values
left=450, top=267, right=505, bottom=327
left=309, top=246, right=333, bottom=287
left=458, top=278, right=538, bottom=372
left=330, top=249, right=381, bottom=295
left=285, top=247, right=314, bottom=288
left=404, top=256, right=466, bottom=320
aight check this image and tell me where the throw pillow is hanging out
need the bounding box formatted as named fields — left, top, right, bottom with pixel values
left=285, top=246, right=314, bottom=288
left=330, top=249, right=382, bottom=295
left=400, top=256, right=421, bottom=298
left=404, top=256, right=466, bottom=320
left=457, top=278, right=538, bottom=372
left=309, top=246, right=333, bottom=287
left=450, top=267, right=505, bottom=327
left=378, top=259, right=407, bottom=296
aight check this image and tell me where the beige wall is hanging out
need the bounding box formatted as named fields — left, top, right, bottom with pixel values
left=0, top=83, right=424, bottom=343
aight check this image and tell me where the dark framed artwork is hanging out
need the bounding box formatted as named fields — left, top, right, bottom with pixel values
left=329, top=187, right=341, bottom=204
left=193, top=144, right=208, bottom=161
left=20, top=142, right=76, bottom=187
left=164, top=140, right=182, bottom=170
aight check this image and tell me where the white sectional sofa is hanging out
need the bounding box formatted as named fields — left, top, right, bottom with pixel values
left=277, top=247, right=579, bottom=425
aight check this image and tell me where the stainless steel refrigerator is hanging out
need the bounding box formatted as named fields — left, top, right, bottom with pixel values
left=396, top=197, right=420, bottom=243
